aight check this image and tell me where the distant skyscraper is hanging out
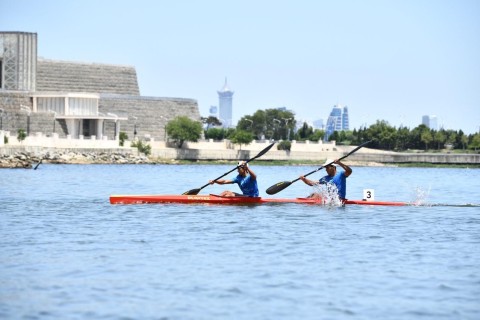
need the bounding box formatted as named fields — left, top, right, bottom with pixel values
left=342, top=106, right=349, bottom=130
left=217, top=78, right=234, bottom=128
left=422, top=115, right=429, bottom=126
left=313, top=119, right=324, bottom=130
left=209, top=106, right=218, bottom=117
left=324, top=104, right=349, bottom=141
left=422, top=115, right=438, bottom=130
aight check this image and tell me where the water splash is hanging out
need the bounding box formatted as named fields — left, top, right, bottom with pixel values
left=410, top=185, right=431, bottom=206
left=310, top=184, right=343, bottom=207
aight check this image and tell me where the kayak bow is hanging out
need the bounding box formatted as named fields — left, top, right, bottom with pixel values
left=109, top=194, right=407, bottom=206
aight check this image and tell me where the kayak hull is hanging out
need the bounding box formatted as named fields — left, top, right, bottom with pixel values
left=109, top=194, right=407, bottom=206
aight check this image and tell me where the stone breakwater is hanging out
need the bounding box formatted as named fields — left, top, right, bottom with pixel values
left=0, top=151, right=152, bottom=168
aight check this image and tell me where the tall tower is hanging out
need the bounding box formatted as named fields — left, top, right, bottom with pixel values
left=217, top=78, right=234, bottom=128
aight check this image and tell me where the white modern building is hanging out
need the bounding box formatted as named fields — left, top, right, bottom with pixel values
left=324, top=104, right=349, bottom=141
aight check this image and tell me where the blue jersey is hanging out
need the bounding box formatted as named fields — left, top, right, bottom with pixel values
left=319, top=171, right=348, bottom=199
left=232, top=174, right=259, bottom=197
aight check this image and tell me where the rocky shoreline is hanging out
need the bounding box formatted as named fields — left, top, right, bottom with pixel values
left=1, top=150, right=478, bottom=169
left=0, top=151, right=153, bottom=168
left=0, top=150, right=385, bottom=168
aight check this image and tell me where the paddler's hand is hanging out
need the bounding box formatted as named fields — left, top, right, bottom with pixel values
left=300, top=175, right=315, bottom=186
left=238, top=161, right=249, bottom=172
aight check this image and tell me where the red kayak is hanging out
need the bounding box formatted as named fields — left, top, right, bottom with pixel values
left=109, top=194, right=407, bottom=206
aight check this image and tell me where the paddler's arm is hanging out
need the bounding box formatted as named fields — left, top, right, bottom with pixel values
left=209, top=179, right=233, bottom=185
left=334, top=159, right=352, bottom=177
left=244, top=164, right=256, bottom=180
left=299, top=176, right=318, bottom=186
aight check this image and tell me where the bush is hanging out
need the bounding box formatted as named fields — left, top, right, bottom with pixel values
left=4, top=135, right=8, bottom=144
left=17, top=129, right=26, bottom=142
left=119, top=131, right=128, bottom=146
left=277, top=140, right=291, bottom=151
left=131, top=140, right=151, bottom=156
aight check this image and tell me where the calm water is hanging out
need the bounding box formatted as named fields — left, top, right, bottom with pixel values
left=1, top=164, right=479, bottom=320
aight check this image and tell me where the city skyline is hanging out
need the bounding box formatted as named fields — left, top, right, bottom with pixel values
left=1, top=0, right=479, bottom=134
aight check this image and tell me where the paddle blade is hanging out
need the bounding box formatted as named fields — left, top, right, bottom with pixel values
left=266, top=181, right=292, bottom=195
left=182, top=188, right=201, bottom=195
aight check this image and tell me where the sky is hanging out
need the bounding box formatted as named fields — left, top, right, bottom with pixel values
left=1, top=0, right=479, bottom=134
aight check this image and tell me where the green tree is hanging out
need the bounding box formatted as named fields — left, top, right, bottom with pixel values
left=205, top=127, right=227, bottom=140
left=239, top=108, right=296, bottom=140
left=201, top=116, right=222, bottom=129
left=409, top=125, right=429, bottom=150
left=352, top=127, right=370, bottom=146
left=249, top=110, right=268, bottom=139
left=469, top=133, right=480, bottom=151
left=336, top=130, right=354, bottom=145
left=366, top=120, right=396, bottom=149
left=295, top=122, right=313, bottom=141
left=237, top=116, right=256, bottom=137
left=446, top=130, right=457, bottom=148
left=433, top=130, right=446, bottom=150
left=460, top=134, right=468, bottom=150
left=309, top=129, right=325, bottom=141
left=395, top=126, right=410, bottom=151
left=166, top=116, right=203, bottom=148
left=421, top=130, right=433, bottom=150
left=229, top=130, right=254, bottom=150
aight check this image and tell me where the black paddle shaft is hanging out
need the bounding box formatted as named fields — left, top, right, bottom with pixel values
left=265, top=140, right=372, bottom=195
left=298, top=140, right=372, bottom=181
left=183, top=142, right=275, bottom=195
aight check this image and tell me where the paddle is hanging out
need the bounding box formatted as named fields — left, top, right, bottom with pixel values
left=182, top=142, right=276, bottom=195
left=265, top=140, right=372, bottom=195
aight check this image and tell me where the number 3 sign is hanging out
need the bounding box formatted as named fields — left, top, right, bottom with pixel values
left=363, top=189, right=375, bottom=201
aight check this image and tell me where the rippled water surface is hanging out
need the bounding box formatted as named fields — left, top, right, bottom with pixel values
left=1, top=164, right=479, bottom=319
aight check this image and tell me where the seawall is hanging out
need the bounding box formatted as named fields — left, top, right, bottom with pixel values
left=1, top=144, right=478, bottom=168
left=1, top=131, right=479, bottom=166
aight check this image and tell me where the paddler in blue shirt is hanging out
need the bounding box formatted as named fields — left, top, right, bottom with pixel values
left=209, top=161, right=259, bottom=197
left=299, top=159, right=352, bottom=200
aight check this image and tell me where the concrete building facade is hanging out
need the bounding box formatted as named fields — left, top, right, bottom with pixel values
left=0, top=31, right=200, bottom=142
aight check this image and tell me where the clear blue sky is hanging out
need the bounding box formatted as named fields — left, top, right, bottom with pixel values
left=2, top=0, right=479, bottom=134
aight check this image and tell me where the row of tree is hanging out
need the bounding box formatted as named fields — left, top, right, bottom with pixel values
left=162, top=111, right=480, bottom=152
left=332, top=120, right=480, bottom=151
